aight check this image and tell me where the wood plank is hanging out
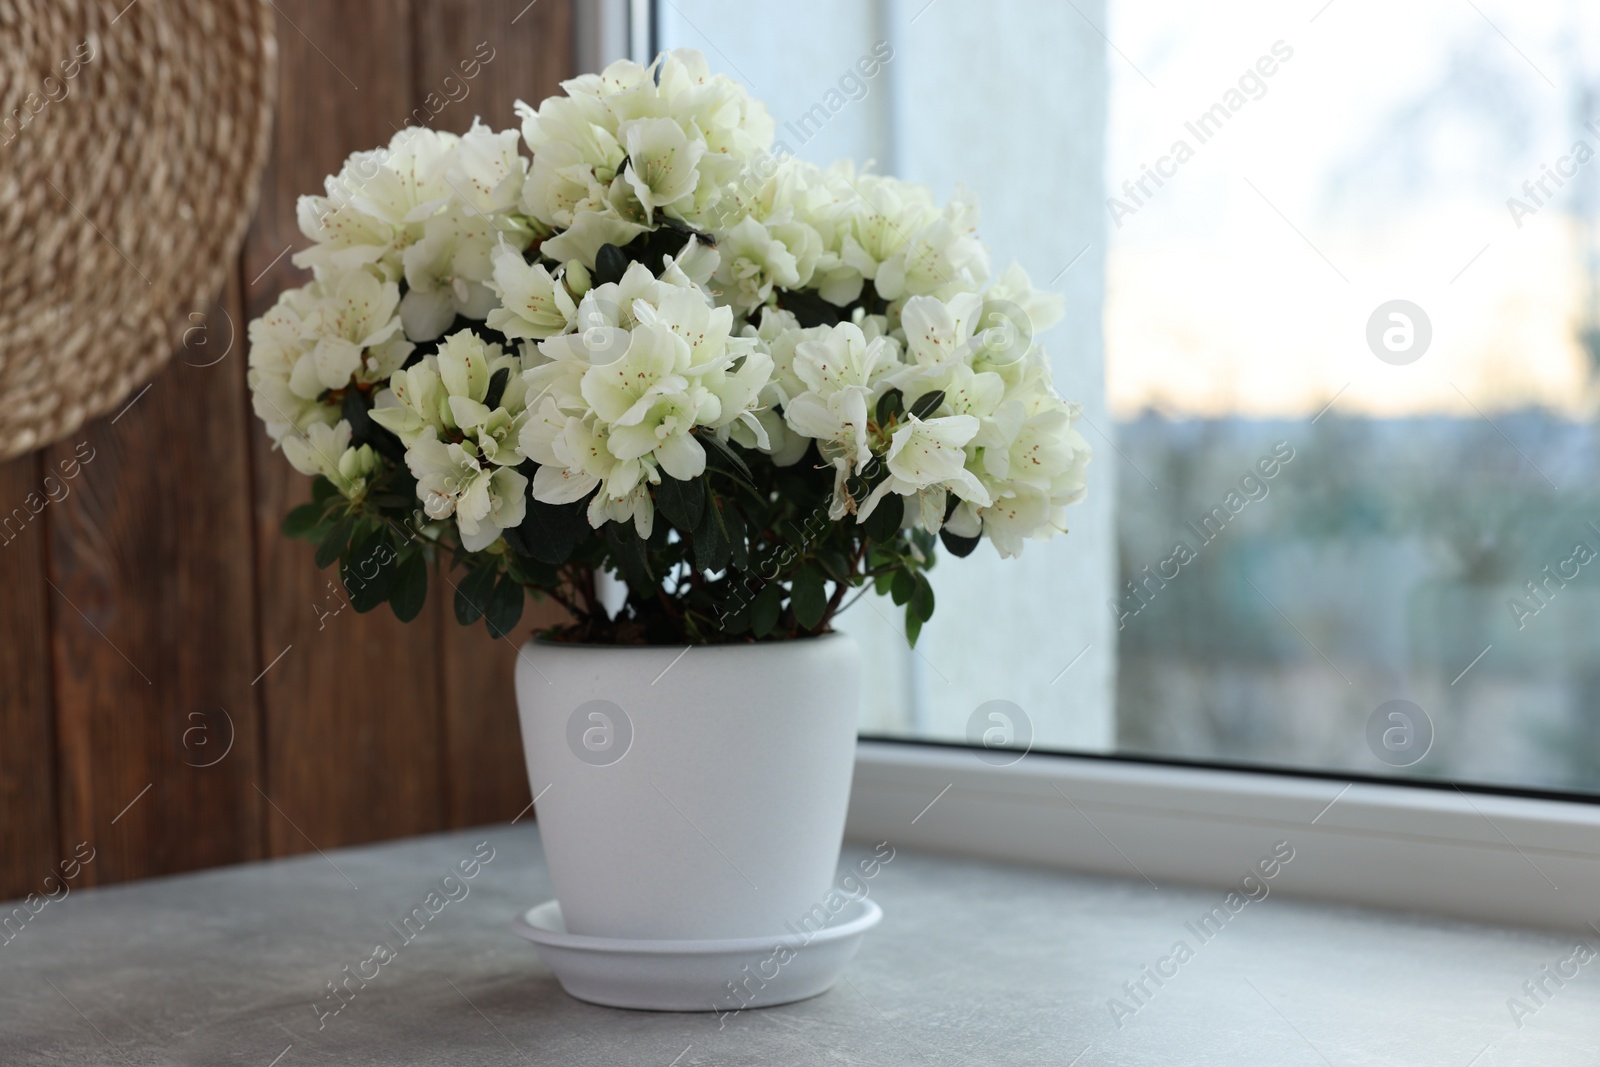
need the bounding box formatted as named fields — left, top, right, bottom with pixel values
left=44, top=275, right=264, bottom=887
left=412, top=0, right=575, bottom=828
left=0, top=451, right=60, bottom=901
left=243, top=0, right=449, bottom=857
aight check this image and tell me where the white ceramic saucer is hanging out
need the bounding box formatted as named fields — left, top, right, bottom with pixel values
left=511, top=897, right=882, bottom=1012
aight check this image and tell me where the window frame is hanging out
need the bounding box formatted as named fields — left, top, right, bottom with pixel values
left=846, top=739, right=1600, bottom=930
left=611, top=0, right=1600, bottom=930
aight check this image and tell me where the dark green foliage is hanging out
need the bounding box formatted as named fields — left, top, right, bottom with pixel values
left=454, top=565, right=499, bottom=626
left=861, top=493, right=904, bottom=544
left=389, top=550, right=429, bottom=622
left=483, top=366, right=511, bottom=411
left=341, top=387, right=405, bottom=463
left=875, top=389, right=904, bottom=425
left=341, top=527, right=399, bottom=613
left=502, top=484, right=589, bottom=565
left=789, top=565, right=827, bottom=629
left=655, top=476, right=705, bottom=531
left=909, top=389, right=946, bottom=421
left=940, top=526, right=982, bottom=558
left=315, top=517, right=354, bottom=569
left=485, top=573, right=525, bottom=639
left=593, top=243, right=631, bottom=286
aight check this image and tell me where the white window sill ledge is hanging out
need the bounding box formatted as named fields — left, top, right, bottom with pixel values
left=847, top=739, right=1600, bottom=932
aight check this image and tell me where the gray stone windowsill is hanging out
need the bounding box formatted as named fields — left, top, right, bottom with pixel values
left=3, top=824, right=1597, bottom=1064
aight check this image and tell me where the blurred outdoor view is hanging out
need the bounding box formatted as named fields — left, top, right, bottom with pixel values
left=1109, top=0, right=1600, bottom=792
left=665, top=0, right=1600, bottom=795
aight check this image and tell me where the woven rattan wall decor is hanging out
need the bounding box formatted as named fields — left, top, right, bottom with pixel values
left=0, top=0, right=277, bottom=460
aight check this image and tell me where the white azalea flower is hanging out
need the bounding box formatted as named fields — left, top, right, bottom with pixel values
left=405, top=432, right=528, bottom=552
left=518, top=261, right=771, bottom=535
left=984, top=263, right=1065, bottom=334
left=401, top=210, right=530, bottom=341
left=715, top=216, right=800, bottom=310
left=485, top=246, right=578, bottom=339
left=294, top=127, right=459, bottom=280
left=898, top=293, right=985, bottom=367
left=250, top=46, right=1093, bottom=576
left=836, top=170, right=938, bottom=281
left=530, top=415, right=656, bottom=539
left=370, top=359, right=445, bottom=445
left=290, top=270, right=408, bottom=398
left=579, top=322, right=709, bottom=482
left=247, top=286, right=336, bottom=442
left=372, top=330, right=527, bottom=469
left=539, top=210, right=648, bottom=268
left=618, top=117, right=706, bottom=220
left=661, top=234, right=720, bottom=288
left=973, top=393, right=1091, bottom=557
left=782, top=322, right=899, bottom=516
left=858, top=413, right=991, bottom=531
left=447, top=119, right=528, bottom=216
left=281, top=420, right=380, bottom=500
left=874, top=209, right=990, bottom=301
left=520, top=139, right=612, bottom=231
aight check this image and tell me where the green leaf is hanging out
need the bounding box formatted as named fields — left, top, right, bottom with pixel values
left=816, top=549, right=853, bottom=585
left=593, top=243, right=630, bottom=286
left=505, top=553, right=560, bottom=592
left=342, top=530, right=400, bottom=613
left=861, top=493, right=904, bottom=544
left=699, top=432, right=754, bottom=484
left=342, top=387, right=405, bottom=463
left=483, top=367, right=511, bottom=411
left=484, top=574, right=526, bottom=640
left=311, top=475, right=341, bottom=506
left=315, top=517, right=354, bottom=570
left=776, top=287, right=845, bottom=328
left=905, top=605, right=924, bottom=647
left=693, top=498, right=731, bottom=572
left=752, top=581, right=783, bottom=637
left=890, top=567, right=916, bottom=607
left=875, top=388, right=904, bottom=425
left=603, top=522, right=653, bottom=591
left=724, top=504, right=749, bottom=572
left=720, top=602, right=753, bottom=634
left=909, top=389, right=946, bottom=421
left=282, top=502, right=326, bottom=540
left=790, top=566, right=827, bottom=630
left=454, top=565, right=499, bottom=626
left=910, top=573, right=935, bottom=624
left=940, top=526, right=982, bottom=558
left=389, top=551, right=429, bottom=623
left=873, top=571, right=895, bottom=596
left=655, top=476, right=705, bottom=532
left=504, top=490, right=589, bottom=565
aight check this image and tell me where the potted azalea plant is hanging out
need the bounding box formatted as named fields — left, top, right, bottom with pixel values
left=249, top=49, right=1089, bottom=1006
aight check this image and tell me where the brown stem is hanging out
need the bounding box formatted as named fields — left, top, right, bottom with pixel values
left=815, top=539, right=868, bottom=633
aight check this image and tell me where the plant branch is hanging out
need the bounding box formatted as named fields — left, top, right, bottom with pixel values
left=815, top=537, right=868, bottom=632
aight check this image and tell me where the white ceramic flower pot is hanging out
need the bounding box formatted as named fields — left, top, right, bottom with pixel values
left=515, top=633, right=861, bottom=940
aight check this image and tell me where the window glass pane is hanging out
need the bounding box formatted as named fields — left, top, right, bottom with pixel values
left=1105, top=0, right=1600, bottom=793
left=659, top=0, right=1600, bottom=794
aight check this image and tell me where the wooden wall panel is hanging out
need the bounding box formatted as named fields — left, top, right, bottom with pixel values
left=0, top=453, right=58, bottom=900
left=0, top=0, right=576, bottom=896
left=412, top=0, right=575, bottom=829
left=44, top=276, right=264, bottom=887
left=243, top=0, right=450, bottom=857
